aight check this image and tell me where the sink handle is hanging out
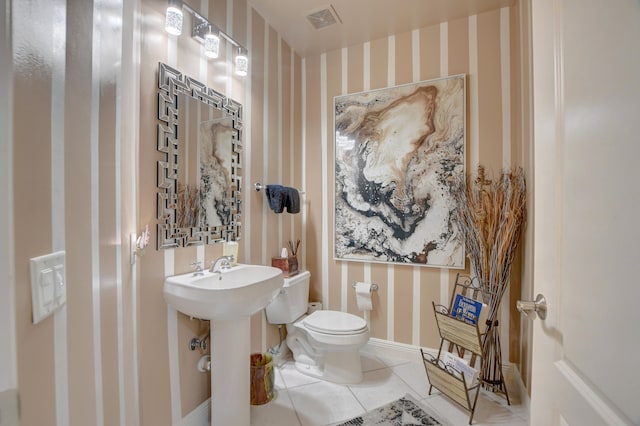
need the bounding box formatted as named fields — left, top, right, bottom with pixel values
left=190, top=261, right=204, bottom=276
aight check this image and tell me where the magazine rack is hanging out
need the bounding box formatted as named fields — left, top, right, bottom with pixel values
left=420, top=274, right=510, bottom=424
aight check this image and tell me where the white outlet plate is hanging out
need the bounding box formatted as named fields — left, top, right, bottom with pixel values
left=30, top=251, right=66, bottom=324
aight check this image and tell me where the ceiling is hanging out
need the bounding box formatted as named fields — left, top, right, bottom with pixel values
left=248, top=0, right=516, bottom=57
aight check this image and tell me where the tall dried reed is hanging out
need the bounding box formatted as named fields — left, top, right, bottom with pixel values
left=177, top=183, right=203, bottom=228
left=451, top=165, right=527, bottom=390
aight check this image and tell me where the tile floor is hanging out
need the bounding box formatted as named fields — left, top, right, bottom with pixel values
left=250, top=348, right=529, bottom=426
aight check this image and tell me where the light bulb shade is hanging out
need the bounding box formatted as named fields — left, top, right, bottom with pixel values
left=235, top=52, right=248, bottom=76
left=204, top=33, right=220, bottom=59
left=165, top=6, right=183, bottom=36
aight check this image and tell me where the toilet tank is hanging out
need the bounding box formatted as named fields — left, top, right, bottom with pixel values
left=265, top=271, right=310, bottom=324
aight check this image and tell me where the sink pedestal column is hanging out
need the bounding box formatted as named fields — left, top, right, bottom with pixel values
left=210, top=317, right=251, bottom=425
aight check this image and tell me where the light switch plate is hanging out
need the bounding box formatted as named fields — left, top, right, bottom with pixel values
left=30, top=251, right=66, bottom=324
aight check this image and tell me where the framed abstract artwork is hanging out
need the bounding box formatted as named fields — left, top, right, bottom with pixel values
left=334, top=75, right=466, bottom=268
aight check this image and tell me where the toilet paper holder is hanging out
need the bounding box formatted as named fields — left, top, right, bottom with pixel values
left=351, top=282, right=378, bottom=292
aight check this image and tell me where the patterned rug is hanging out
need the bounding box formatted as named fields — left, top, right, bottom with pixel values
left=336, top=394, right=444, bottom=426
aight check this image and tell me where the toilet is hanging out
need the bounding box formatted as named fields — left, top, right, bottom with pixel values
left=265, top=271, right=370, bottom=384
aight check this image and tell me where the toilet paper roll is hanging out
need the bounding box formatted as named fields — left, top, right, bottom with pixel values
left=307, top=302, right=323, bottom=314
left=355, top=282, right=373, bottom=311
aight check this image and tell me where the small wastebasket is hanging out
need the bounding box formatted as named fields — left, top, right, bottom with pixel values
left=250, top=353, right=274, bottom=405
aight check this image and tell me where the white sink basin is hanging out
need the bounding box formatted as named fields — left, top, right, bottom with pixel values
left=164, top=262, right=284, bottom=424
left=163, top=263, right=284, bottom=320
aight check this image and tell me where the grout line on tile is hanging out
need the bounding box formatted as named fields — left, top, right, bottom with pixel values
left=389, top=367, right=423, bottom=397
left=345, top=383, right=367, bottom=413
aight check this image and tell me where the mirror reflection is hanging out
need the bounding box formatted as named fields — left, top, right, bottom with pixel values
left=157, top=62, right=242, bottom=248
left=176, top=95, right=234, bottom=228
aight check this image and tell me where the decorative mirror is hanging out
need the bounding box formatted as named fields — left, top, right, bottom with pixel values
left=157, top=62, right=242, bottom=248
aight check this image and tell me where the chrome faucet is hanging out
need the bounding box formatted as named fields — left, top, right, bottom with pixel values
left=209, top=255, right=234, bottom=273
left=191, top=261, right=205, bottom=276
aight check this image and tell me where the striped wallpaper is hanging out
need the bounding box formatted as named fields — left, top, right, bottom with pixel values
left=302, top=6, right=530, bottom=354
left=4, top=0, right=532, bottom=425
left=10, top=0, right=141, bottom=424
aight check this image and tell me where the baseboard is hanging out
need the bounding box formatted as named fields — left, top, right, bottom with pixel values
left=364, top=338, right=437, bottom=364
left=179, top=398, right=209, bottom=426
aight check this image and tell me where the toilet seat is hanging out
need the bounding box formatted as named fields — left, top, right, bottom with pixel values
left=303, top=310, right=368, bottom=335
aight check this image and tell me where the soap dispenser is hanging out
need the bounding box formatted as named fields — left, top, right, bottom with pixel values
left=223, top=240, right=239, bottom=265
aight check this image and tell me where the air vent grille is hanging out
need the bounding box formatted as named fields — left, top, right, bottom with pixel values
left=306, top=6, right=341, bottom=30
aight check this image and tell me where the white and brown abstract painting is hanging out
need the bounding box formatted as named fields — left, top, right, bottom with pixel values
left=334, top=75, right=465, bottom=268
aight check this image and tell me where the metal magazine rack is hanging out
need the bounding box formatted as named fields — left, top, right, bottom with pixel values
left=420, top=274, right=510, bottom=424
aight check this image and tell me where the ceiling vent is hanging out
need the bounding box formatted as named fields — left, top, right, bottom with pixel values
left=306, top=5, right=342, bottom=30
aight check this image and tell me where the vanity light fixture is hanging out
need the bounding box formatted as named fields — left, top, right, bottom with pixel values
left=165, top=1, right=248, bottom=75
left=235, top=47, right=248, bottom=76
left=165, top=1, right=183, bottom=36
left=204, top=29, right=220, bottom=59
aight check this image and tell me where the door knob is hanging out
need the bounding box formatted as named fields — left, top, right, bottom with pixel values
left=516, top=294, right=547, bottom=320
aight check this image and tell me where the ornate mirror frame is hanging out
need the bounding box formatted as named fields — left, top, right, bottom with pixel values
left=156, top=62, right=242, bottom=249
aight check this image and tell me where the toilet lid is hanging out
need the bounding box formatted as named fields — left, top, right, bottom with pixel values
left=303, top=310, right=368, bottom=335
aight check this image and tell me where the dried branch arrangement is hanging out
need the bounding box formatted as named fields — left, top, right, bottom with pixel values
left=177, top=183, right=203, bottom=228
left=451, top=165, right=527, bottom=390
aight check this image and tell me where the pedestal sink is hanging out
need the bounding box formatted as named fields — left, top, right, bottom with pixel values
left=164, top=264, right=284, bottom=425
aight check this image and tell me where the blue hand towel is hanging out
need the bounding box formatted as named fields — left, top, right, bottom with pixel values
left=284, top=187, right=300, bottom=214
left=265, top=185, right=300, bottom=214
left=265, top=184, right=286, bottom=213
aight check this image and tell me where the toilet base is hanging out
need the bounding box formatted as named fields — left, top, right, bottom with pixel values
left=293, top=350, right=364, bottom=384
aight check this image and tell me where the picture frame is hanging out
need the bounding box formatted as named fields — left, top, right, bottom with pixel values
left=334, top=74, right=466, bottom=268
